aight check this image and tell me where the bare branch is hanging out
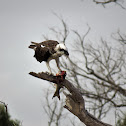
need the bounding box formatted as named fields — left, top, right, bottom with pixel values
left=112, top=30, right=126, bottom=44
left=40, top=18, right=126, bottom=125
left=93, top=0, right=126, bottom=9
left=50, top=12, right=69, bottom=43
left=93, top=0, right=117, bottom=4
left=29, top=72, right=112, bottom=126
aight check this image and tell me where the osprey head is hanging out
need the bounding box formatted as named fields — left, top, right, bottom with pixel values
left=55, top=43, right=69, bottom=57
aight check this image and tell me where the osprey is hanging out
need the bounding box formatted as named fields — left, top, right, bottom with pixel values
left=29, top=40, right=69, bottom=74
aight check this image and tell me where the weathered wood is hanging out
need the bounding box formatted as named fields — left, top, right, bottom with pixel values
left=29, top=72, right=112, bottom=126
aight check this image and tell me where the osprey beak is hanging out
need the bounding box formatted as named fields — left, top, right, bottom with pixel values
left=64, top=50, right=69, bottom=58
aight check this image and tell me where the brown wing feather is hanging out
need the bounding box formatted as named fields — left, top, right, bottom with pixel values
left=34, top=45, right=51, bottom=62
left=40, top=40, right=59, bottom=47
left=29, top=40, right=59, bottom=49
left=40, top=40, right=59, bottom=54
left=29, top=40, right=59, bottom=54
left=28, top=41, right=39, bottom=49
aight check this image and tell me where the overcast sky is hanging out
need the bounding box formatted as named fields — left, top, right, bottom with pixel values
left=0, top=0, right=126, bottom=126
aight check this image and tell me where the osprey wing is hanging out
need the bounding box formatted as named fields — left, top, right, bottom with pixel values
left=34, top=45, right=50, bottom=62
left=29, top=40, right=59, bottom=55
left=29, top=40, right=59, bottom=49
left=40, top=40, right=59, bottom=48
left=40, top=40, right=59, bottom=54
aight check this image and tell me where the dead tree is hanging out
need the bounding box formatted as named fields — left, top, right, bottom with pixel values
left=29, top=72, right=112, bottom=126
left=30, top=17, right=126, bottom=125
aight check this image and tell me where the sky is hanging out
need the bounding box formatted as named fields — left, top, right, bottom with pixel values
left=0, top=0, right=126, bottom=126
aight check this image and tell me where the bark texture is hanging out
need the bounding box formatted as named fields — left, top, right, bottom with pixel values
left=29, top=72, right=112, bottom=126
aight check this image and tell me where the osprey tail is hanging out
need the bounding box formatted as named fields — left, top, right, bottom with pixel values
left=28, top=42, right=39, bottom=49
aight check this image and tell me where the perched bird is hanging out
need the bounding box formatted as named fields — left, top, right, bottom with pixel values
left=29, top=40, right=69, bottom=74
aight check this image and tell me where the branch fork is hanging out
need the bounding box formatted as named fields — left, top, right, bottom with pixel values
left=29, top=71, right=112, bottom=126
